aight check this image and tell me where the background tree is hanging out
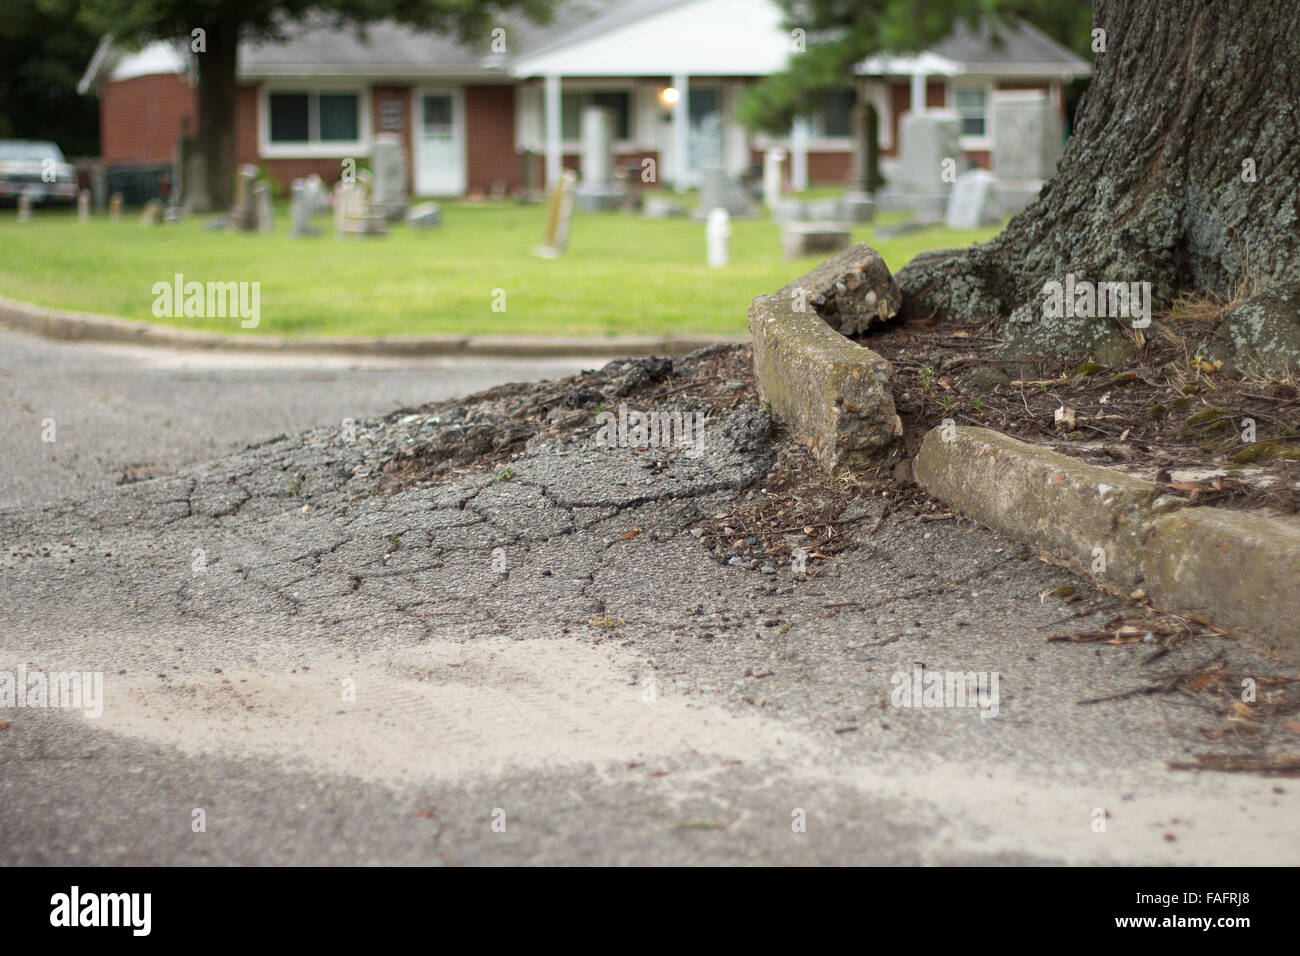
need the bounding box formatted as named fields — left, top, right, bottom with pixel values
left=743, top=0, right=1300, bottom=370
left=0, top=0, right=102, bottom=155
left=78, top=0, right=557, bottom=211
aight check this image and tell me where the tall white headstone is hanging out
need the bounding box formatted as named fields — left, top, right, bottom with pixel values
left=894, top=110, right=963, bottom=219
left=253, top=181, right=274, bottom=234
left=289, top=180, right=320, bottom=237
left=992, top=93, right=1063, bottom=215
left=706, top=207, right=730, bottom=268
left=575, top=106, right=622, bottom=211
left=945, top=168, right=1000, bottom=229
left=763, top=148, right=786, bottom=209
left=371, top=134, right=408, bottom=221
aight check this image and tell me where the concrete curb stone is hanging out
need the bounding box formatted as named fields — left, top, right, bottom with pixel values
left=747, top=244, right=904, bottom=472
left=913, top=424, right=1300, bottom=657
left=748, top=291, right=900, bottom=473
left=0, top=296, right=746, bottom=360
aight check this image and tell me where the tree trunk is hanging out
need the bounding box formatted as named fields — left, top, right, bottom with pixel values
left=194, top=19, right=239, bottom=212
left=896, top=0, right=1300, bottom=373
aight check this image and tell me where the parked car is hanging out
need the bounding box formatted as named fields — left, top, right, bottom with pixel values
left=0, top=140, right=78, bottom=205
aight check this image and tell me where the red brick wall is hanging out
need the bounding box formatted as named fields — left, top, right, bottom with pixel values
left=808, top=151, right=851, bottom=186
left=464, top=85, right=516, bottom=193
left=100, top=73, right=196, bottom=166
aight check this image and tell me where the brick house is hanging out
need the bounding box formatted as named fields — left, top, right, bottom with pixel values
left=78, top=0, right=1090, bottom=199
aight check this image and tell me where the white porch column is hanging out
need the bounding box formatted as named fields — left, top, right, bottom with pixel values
left=790, top=115, right=810, bottom=191
left=672, top=72, right=689, bottom=191
left=910, top=71, right=927, bottom=115
left=545, top=73, right=562, bottom=189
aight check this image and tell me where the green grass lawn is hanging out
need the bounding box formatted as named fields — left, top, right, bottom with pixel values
left=0, top=202, right=1004, bottom=339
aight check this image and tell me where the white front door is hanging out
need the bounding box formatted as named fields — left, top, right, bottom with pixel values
left=415, top=89, right=465, bottom=195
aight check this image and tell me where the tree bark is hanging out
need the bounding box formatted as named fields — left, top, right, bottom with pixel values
left=194, top=19, right=239, bottom=212
left=896, top=0, right=1300, bottom=372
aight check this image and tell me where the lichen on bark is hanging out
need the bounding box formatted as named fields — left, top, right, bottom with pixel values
left=896, top=0, right=1300, bottom=373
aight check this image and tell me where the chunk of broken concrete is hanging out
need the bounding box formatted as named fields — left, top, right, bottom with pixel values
left=778, top=243, right=903, bottom=337
left=749, top=280, right=902, bottom=473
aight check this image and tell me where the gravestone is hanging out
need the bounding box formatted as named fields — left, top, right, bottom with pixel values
left=108, top=192, right=123, bottom=222
left=642, top=195, right=688, bottom=219
left=890, top=111, right=962, bottom=219
left=371, top=134, right=408, bottom=221
left=183, top=151, right=210, bottom=213
left=781, top=222, right=851, bottom=260
left=944, top=168, right=1000, bottom=229
left=140, top=199, right=162, bottom=226
left=77, top=189, right=90, bottom=223
left=694, top=165, right=754, bottom=220
left=253, top=181, right=274, bottom=233
left=168, top=133, right=189, bottom=216
left=839, top=98, right=876, bottom=223
left=289, top=180, right=321, bottom=237
left=90, top=164, right=107, bottom=210
left=533, top=170, right=578, bottom=257
left=333, top=170, right=387, bottom=238
left=332, top=180, right=352, bottom=238
left=16, top=193, right=32, bottom=222
left=807, top=198, right=842, bottom=221
left=520, top=149, right=542, bottom=202
left=770, top=199, right=809, bottom=223
left=301, top=174, right=330, bottom=216
left=405, top=201, right=442, bottom=229
left=839, top=194, right=876, bottom=223
left=620, top=166, right=643, bottom=215
left=762, top=148, right=786, bottom=209
left=575, top=106, right=622, bottom=212
left=992, top=93, right=1062, bottom=215
left=230, top=164, right=259, bottom=231
left=706, top=207, right=730, bottom=268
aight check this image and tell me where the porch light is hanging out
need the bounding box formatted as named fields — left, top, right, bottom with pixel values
left=659, top=87, right=680, bottom=107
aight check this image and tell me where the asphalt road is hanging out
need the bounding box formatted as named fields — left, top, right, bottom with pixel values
left=0, top=329, right=592, bottom=509
left=1, top=330, right=1296, bottom=866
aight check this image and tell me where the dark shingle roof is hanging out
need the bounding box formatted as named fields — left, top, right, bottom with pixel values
left=238, top=1, right=683, bottom=77
left=928, top=17, right=1090, bottom=72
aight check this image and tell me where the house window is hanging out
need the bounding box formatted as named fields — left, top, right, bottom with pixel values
left=268, top=91, right=360, bottom=144
left=954, top=88, right=987, bottom=138
left=820, top=90, right=855, bottom=138
left=561, top=90, right=631, bottom=141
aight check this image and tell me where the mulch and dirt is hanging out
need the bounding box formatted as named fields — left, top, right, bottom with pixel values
left=379, top=346, right=755, bottom=489
left=858, top=318, right=1300, bottom=514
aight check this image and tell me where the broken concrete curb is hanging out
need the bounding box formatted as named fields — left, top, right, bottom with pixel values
left=748, top=295, right=900, bottom=473
left=1143, top=507, right=1300, bottom=658
left=0, top=296, right=745, bottom=359
left=748, top=244, right=903, bottom=472
left=914, top=425, right=1300, bottom=656
left=779, top=243, right=902, bottom=337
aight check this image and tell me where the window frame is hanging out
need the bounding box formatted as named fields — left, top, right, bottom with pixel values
left=816, top=89, right=856, bottom=139
left=950, top=80, right=994, bottom=151
left=259, top=84, right=370, bottom=159
left=556, top=83, right=637, bottom=149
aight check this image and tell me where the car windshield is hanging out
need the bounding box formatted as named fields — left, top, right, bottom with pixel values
left=0, top=142, right=64, bottom=162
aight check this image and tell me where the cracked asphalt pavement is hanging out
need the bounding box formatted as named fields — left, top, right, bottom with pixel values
left=1, top=331, right=1297, bottom=865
